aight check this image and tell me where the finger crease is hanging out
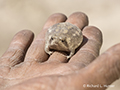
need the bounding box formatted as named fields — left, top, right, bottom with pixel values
left=11, top=41, right=25, bottom=47
left=25, top=57, right=41, bottom=62
left=89, top=39, right=102, bottom=48
left=80, top=48, right=98, bottom=58
left=0, top=49, right=25, bottom=66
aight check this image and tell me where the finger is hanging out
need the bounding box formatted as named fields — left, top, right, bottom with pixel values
left=66, top=12, right=88, bottom=29
left=48, top=12, right=89, bottom=63
left=80, top=43, right=120, bottom=89
left=25, top=13, right=67, bottom=62
left=69, top=26, right=102, bottom=68
left=0, top=30, right=34, bottom=67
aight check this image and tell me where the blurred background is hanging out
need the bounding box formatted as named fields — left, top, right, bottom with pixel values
left=0, top=0, right=120, bottom=89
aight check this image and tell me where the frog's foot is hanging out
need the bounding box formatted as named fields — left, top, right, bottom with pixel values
left=45, top=45, right=53, bottom=55
left=66, top=50, right=75, bottom=59
left=48, top=51, right=54, bottom=55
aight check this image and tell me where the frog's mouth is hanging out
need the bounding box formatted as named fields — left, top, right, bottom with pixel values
left=49, top=43, right=69, bottom=51
left=49, top=48, right=70, bottom=56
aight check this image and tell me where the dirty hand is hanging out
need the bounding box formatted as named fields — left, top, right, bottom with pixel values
left=0, top=12, right=119, bottom=90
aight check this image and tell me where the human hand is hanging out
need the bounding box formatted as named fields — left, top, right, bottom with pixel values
left=0, top=12, right=120, bottom=90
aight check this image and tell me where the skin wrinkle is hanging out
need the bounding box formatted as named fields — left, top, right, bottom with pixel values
left=49, top=65, right=77, bottom=75
left=0, top=63, right=41, bottom=81
left=24, top=63, right=66, bottom=77
left=103, top=52, right=120, bottom=82
left=77, top=57, right=95, bottom=67
left=30, top=40, right=45, bottom=50
left=10, top=30, right=34, bottom=50
left=25, top=57, right=40, bottom=62
left=42, top=77, right=58, bottom=90
left=0, top=65, right=11, bottom=68
left=25, top=53, right=45, bottom=62
left=34, top=38, right=45, bottom=42
left=78, top=38, right=101, bottom=58
left=20, top=61, right=35, bottom=77
left=3, top=78, right=29, bottom=89
left=0, top=49, right=25, bottom=67
left=0, top=65, right=11, bottom=77
left=10, top=50, right=24, bottom=66
left=1, top=48, right=25, bottom=59
left=0, top=74, right=36, bottom=81
left=30, top=65, right=76, bottom=77
left=55, top=77, right=71, bottom=90
left=9, top=50, right=24, bottom=66
left=89, top=38, right=102, bottom=49
left=3, top=61, right=34, bottom=80
left=11, top=41, right=25, bottom=48
left=32, top=38, right=45, bottom=44
left=25, top=41, right=46, bottom=61
left=69, top=62, right=86, bottom=69
left=54, top=78, right=58, bottom=90
left=56, top=76, right=74, bottom=90
left=80, top=48, right=98, bottom=58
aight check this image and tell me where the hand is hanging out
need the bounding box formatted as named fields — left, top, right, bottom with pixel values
left=0, top=12, right=120, bottom=90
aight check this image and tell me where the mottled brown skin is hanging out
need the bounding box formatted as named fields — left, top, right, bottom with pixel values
left=45, top=22, right=83, bottom=59
left=0, top=12, right=120, bottom=90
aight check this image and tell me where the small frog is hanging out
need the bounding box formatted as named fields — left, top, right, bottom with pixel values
left=45, top=22, right=83, bottom=59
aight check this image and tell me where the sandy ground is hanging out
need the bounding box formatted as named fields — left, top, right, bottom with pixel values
left=0, top=0, right=120, bottom=89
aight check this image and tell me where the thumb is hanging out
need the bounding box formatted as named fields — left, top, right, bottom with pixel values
left=80, top=43, right=120, bottom=90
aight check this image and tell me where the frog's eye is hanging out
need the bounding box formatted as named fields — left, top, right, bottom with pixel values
left=49, top=37, right=54, bottom=43
left=59, top=37, right=66, bottom=43
left=61, top=39, right=65, bottom=42
left=51, top=37, right=53, bottom=40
